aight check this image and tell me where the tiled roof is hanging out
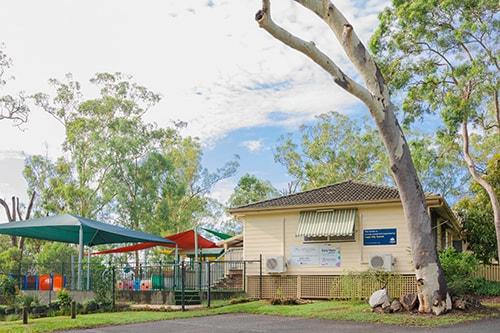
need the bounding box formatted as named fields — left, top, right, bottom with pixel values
left=231, top=180, right=404, bottom=211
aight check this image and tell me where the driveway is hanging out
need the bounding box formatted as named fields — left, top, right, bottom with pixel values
left=62, top=313, right=500, bottom=333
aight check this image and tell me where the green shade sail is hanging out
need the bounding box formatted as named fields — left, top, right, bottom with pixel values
left=202, top=228, right=232, bottom=240
left=0, top=214, right=175, bottom=246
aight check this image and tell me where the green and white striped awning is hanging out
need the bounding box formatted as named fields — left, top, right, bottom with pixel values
left=296, top=209, right=357, bottom=237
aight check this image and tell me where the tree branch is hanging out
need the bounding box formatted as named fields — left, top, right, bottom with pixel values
left=25, top=191, right=36, bottom=220
left=294, top=0, right=389, bottom=102
left=16, top=197, right=22, bottom=221
left=11, top=196, right=16, bottom=221
left=0, top=198, right=12, bottom=221
left=255, top=0, right=377, bottom=112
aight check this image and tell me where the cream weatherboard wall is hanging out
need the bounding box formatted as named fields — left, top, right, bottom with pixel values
left=243, top=204, right=414, bottom=276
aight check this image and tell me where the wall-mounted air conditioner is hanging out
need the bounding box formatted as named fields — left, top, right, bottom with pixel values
left=265, top=256, right=286, bottom=273
left=369, top=254, right=394, bottom=271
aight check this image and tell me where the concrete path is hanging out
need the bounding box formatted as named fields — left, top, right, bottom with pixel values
left=62, top=313, right=500, bottom=333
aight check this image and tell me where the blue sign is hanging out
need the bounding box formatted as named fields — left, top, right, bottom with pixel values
left=363, top=228, right=397, bottom=246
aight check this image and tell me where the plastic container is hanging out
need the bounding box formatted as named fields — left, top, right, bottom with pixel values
left=52, top=274, right=64, bottom=291
left=39, top=274, right=52, bottom=290
left=140, top=280, right=151, bottom=291
left=124, top=280, right=134, bottom=290
left=133, top=279, right=141, bottom=291
left=117, top=280, right=124, bottom=290
left=24, top=275, right=38, bottom=290
left=151, top=274, right=164, bottom=290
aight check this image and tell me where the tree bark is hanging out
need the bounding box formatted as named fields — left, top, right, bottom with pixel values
left=462, top=122, right=500, bottom=259
left=255, top=0, right=450, bottom=314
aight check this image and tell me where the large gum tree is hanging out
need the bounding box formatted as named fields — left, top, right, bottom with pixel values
left=254, top=0, right=450, bottom=314
left=371, top=0, right=499, bottom=260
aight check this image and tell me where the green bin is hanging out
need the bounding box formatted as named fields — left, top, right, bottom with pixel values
left=152, top=274, right=164, bottom=290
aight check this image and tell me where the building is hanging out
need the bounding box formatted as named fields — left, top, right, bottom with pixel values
left=229, top=180, right=461, bottom=299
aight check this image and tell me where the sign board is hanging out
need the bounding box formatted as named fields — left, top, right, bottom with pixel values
left=289, top=244, right=341, bottom=267
left=363, top=228, right=397, bottom=246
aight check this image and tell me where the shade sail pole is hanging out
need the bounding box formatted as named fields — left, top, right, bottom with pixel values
left=86, top=248, right=91, bottom=290
left=194, top=226, right=198, bottom=263
left=78, top=225, right=83, bottom=291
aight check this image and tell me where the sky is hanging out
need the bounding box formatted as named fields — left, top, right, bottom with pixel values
left=0, top=0, right=391, bottom=220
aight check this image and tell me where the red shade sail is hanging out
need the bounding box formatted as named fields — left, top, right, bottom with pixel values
left=93, top=229, right=217, bottom=255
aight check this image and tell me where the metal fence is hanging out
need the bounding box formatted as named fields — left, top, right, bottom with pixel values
left=2, top=257, right=263, bottom=309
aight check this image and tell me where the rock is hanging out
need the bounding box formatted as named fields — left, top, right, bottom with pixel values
left=452, top=295, right=481, bottom=311
left=399, top=293, right=418, bottom=312
left=381, top=300, right=392, bottom=313
left=369, top=288, right=390, bottom=308
left=390, top=299, right=402, bottom=313
left=372, top=306, right=384, bottom=313
left=452, top=296, right=466, bottom=310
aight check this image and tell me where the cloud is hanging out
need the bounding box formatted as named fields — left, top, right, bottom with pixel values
left=209, top=178, right=236, bottom=204
left=242, top=139, right=264, bottom=153
left=0, top=0, right=390, bottom=155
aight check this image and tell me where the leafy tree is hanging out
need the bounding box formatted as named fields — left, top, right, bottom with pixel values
left=228, top=174, right=279, bottom=207
left=274, top=112, right=389, bottom=190
left=0, top=247, right=22, bottom=274
left=29, top=73, right=161, bottom=219
left=455, top=155, right=499, bottom=263
left=275, top=112, right=466, bottom=201
left=26, top=72, right=239, bottom=241
left=371, top=0, right=500, bottom=258
left=0, top=45, right=30, bottom=125
left=255, top=0, right=449, bottom=313
left=35, top=242, right=77, bottom=274
left=408, top=134, right=469, bottom=201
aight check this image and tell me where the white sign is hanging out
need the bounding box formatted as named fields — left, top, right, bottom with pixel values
left=289, top=244, right=341, bottom=267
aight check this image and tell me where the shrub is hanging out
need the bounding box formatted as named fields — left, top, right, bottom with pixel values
left=0, top=305, right=7, bottom=316
left=467, top=278, right=500, bottom=296
left=83, top=299, right=99, bottom=313
left=31, top=305, right=49, bottom=316
left=56, top=289, right=73, bottom=308
left=16, top=293, right=35, bottom=309
left=0, top=275, right=18, bottom=305
left=439, top=248, right=479, bottom=295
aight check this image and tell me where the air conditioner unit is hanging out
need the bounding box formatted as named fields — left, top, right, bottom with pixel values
left=369, top=254, right=394, bottom=271
left=265, top=256, right=286, bottom=273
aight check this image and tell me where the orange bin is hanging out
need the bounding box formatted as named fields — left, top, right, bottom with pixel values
left=38, top=274, right=64, bottom=291
left=39, top=274, right=52, bottom=290
left=117, top=280, right=124, bottom=290
left=52, top=274, right=64, bottom=291
left=140, top=280, right=151, bottom=291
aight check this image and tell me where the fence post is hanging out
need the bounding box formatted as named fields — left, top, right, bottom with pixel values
left=259, top=254, right=263, bottom=300
left=71, top=300, right=76, bottom=319
left=181, top=261, right=186, bottom=312
left=71, top=255, right=75, bottom=290
left=159, top=260, right=163, bottom=291
left=112, top=265, right=116, bottom=311
left=61, top=262, right=65, bottom=289
left=243, top=261, right=246, bottom=293
left=207, top=261, right=211, bottom=308
left=22, top=306, right=28, bottom=324
left=173, top=262, right=176, bottom=291
left=49, top=272, right=53, bottom=305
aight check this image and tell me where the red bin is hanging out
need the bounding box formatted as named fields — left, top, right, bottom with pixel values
left=39, top=274, right=52, bottom=290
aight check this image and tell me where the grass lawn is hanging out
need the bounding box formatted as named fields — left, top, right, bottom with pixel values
left=1, top=300, right=499, bottom=333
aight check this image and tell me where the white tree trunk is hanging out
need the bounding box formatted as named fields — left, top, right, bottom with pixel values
left=256, top=0, right=450, bottom=314
left=462, top=122, right=500, bottom=259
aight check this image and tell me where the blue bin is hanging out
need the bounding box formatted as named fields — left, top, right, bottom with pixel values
left=134, top=279, right=141, bottom=291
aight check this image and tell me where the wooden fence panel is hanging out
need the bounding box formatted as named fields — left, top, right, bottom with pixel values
left=246, top=274, right=417, bottom=299
left=475, top=265, right=500, bottom=282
